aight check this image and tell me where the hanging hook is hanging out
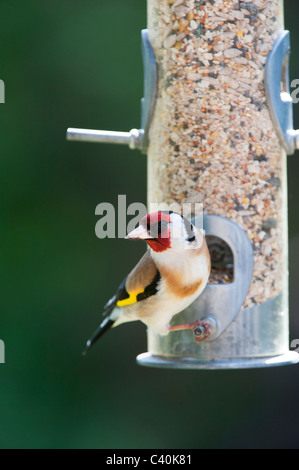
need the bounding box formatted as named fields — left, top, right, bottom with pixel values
left=265, top=30, right=299, bottom=154
left=66, top=30, right=157, bottom=154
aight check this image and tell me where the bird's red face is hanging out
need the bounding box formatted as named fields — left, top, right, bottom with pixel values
left=126, top=212, right=171, bottom=252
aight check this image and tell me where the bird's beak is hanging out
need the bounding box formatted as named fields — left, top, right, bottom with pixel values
left=125, top=225, right=153, bottom=240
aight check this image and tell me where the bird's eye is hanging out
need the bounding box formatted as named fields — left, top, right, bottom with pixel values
left=157, top=220, right=169, bottom=233
left=149, top=220, right=169, bottom=237
left=159, top=220, right=168, bottom=228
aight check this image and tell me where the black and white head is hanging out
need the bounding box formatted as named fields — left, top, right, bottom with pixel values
left=126, top=211, right=204, bottom=254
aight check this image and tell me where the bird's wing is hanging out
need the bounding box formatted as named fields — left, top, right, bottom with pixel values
left=84, top=252, right=161, bottom=354
left=103, top=251, right=161, bottom=312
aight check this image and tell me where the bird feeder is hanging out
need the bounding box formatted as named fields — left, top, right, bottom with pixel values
left=67, top=0, right=299, bottom=369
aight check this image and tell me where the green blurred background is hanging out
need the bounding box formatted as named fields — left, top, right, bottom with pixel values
left=0, top=0, right=299, bottom=449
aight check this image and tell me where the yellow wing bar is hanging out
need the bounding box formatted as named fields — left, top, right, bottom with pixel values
left=116, top=289, right=145, bottom=307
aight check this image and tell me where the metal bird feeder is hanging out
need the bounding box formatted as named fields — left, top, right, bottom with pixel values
left=67, top=0, right=299, bottom=369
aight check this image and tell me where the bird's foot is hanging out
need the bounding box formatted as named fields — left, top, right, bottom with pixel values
left=168, top=320, right=212, bottom=343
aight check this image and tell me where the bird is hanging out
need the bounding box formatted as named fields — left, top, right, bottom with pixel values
left=84, top=211, right=211, bottom=354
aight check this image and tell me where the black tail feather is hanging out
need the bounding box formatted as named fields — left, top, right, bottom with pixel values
left=83, top=317, right=115, bottom=355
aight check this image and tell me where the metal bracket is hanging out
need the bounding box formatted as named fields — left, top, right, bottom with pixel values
left=265, top=30, right=299, bottom=155
left=66, top=29, right=157, bottom=154
left=173, top=214, right=254, bottom=341
left=140, top=29, right=158, bottom=153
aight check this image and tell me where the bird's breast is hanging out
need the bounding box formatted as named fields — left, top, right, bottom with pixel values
left=157, top=251, right=210, bottom=299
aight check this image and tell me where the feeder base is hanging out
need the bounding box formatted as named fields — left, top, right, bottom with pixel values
left=136, top=351, right=299, bottom=370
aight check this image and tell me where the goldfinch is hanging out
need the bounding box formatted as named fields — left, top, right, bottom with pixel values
left=84, top=211, right=211, bottom=354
